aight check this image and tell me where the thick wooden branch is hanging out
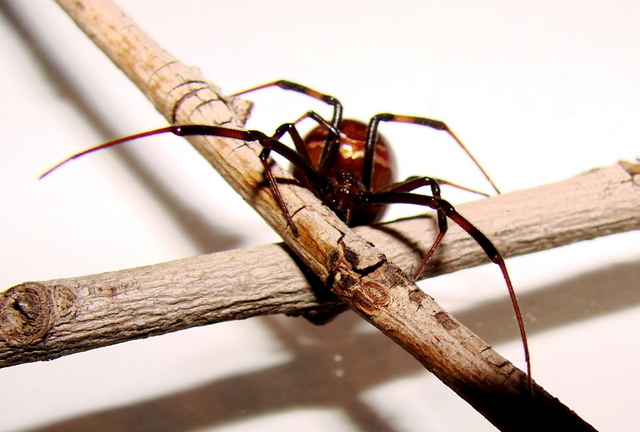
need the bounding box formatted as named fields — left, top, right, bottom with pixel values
left=5, top=0, right=635, bottom=429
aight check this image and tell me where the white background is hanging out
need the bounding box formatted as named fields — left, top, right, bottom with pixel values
left=1, top=1, right=639, bottom=431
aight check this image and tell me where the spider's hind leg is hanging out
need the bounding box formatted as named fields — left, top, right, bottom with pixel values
left=382, top=176, right=448, bottom=279
left=366, top=189, right=531, bottom=390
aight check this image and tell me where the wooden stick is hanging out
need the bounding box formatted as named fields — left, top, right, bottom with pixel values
left=6, top=0, right=633, bottom=429
left=3, top=162, right=638, bottom=369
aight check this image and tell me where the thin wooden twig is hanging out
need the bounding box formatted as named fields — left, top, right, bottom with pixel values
left=4, top=0, right=633, bottom=429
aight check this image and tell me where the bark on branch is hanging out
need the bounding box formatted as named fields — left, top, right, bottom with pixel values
left=4, top=0, right=638, bottom=429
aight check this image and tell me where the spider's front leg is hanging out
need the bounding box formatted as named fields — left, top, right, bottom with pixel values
left=40, top=122, right=324, bottom=238
left=39, top=125, right=262, bottom=179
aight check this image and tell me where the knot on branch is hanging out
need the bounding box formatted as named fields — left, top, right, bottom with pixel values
left=0, top=283, right=76, bottom=346
left=327, top=234, right=406, bottom=317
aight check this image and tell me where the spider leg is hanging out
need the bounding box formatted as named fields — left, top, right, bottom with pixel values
left=257, top=146, right=299, bottom=236
left=363, top=113, right=500, bottom=194
left=383, top=175, right=442, bottom=196
left=256, top=126, right=333, bottom=236
left=367, top=191, right=531, bottom=390
left=382, top=177, right=449, bottom=278
left=39, top=125, right=255, bottom=178
left=228, top=80, right=343, bottom=129
left=40, top=124, right=326, bottom=238
left=176, top=125, right=329, bottom=237
left=229, top=81, right=347, bottom=177
left=273, top=111, right=341, bottom=175
left=385, top=175, right=490, bottom=197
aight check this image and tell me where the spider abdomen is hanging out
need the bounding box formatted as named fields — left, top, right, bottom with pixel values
left=297, top=119, right=396, bottom=226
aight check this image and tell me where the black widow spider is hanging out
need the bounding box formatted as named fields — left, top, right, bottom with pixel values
left=41, top=80, right=531, bottom=387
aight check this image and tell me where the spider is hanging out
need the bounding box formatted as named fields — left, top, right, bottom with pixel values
left=41, top=80, right=530, bottom=387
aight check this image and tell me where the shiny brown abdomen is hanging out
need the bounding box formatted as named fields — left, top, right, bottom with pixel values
left=296, top=119, right=397, bottom=226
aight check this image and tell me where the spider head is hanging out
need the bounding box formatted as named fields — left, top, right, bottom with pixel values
left=321, top=172, right=383, bottom=226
